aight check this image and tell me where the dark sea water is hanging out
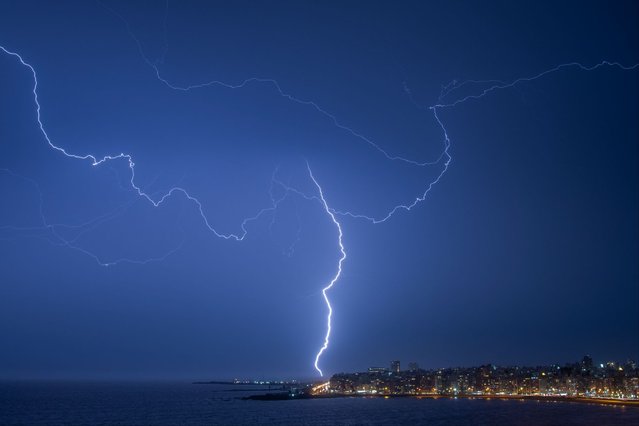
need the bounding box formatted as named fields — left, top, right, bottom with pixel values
left=1, top=382, right=637, bottom=426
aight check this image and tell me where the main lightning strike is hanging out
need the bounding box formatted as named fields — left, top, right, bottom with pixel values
left=2, top=29, right=638, bottom=376
left=306, top=162, right=346, bottom=377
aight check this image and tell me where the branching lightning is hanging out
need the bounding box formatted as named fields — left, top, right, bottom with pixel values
left=0, top=44, right=304, bottom=267
left=433, top=61, right=639, bottom=109
left=0, top=167, right=186, bottom=266
left=96, top=0, right=443, bottom=170
left=1, top=9, right=637, bottom=378
left=330, top=60, right=639, bottom=224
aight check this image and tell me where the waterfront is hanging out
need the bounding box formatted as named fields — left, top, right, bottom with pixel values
left=321, top=356, right=639, bottom=402
left=1, top=382, right=637, bottom=425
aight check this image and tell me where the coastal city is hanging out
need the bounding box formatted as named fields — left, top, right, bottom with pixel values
left=305, top=356, right=639, bottom=403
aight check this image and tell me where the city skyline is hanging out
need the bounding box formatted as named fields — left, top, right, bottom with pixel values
left=320, top=354, right=639, bottom=401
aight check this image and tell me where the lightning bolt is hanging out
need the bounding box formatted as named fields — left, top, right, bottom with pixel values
left=2, top=23, right=637, bottom=378
left=306, top=162, right=346, bottom=377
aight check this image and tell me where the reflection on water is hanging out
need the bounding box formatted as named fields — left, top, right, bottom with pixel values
left=1, top=382, right=637, bottom=425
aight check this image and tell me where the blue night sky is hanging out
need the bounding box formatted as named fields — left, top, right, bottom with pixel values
left=0, top=1, right=637, bottom=380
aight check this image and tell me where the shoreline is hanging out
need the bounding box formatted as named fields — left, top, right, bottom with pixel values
left=408, top=394, right=639, bottom=407
left=245, top=392, right=639, bottom=407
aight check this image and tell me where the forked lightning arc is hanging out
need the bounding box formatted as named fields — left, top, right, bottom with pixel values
left=1, top=21, right=637, bottom=377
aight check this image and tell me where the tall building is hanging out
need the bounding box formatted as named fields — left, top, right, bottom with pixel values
left=408, top=362, right=419, bottom=372
left=391, top=360, right=400, bottom=373
left=581, top=355, right=593, bottom=373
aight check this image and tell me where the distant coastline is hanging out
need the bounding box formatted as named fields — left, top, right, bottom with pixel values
left=193, top=380, right=287, bottom=389
left=193, top=381, right=262, bottom=385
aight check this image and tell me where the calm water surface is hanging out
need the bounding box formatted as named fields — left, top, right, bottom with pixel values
left=1, top=382, right=637, bottom=425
